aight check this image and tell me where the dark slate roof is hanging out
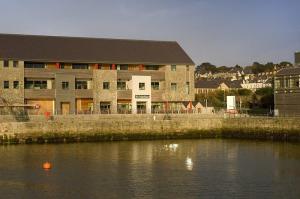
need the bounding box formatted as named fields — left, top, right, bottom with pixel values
left=195, top=79, right=222, bottom=89
left=195, top=79, right=242, bottom=89
left=276, top=67, right=300, bottom=76
left=0, top=33, right=194, bottom=65
left=226, top=80, right=242, bottom=89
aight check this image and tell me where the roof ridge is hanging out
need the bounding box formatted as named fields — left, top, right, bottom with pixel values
left=0, top=33, right=178, bottom=44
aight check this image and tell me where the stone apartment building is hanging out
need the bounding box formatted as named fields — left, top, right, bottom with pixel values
left=274, top=52, right=300, bottom=116
left=274, top=67, right=300, bottom=116
left=0, top=34, right=195, bottom=115
left=296, top=52, right=300, bottom=66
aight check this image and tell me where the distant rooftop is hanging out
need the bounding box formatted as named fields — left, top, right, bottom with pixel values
left=276, top=67, right=300, bottom=76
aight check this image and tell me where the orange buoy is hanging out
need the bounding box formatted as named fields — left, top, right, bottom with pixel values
left=43, top=162, right=52, bottom=170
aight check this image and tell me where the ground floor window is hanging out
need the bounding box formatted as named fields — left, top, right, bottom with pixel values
left=100, top=102, right=111, bottom=114
left=117, top=102, right=132, bottom=114
left=76, top=99, right=93, bottom=114
left=151, top=103, right=163, bottom=113
left=137, top=101, right=146, bottom=114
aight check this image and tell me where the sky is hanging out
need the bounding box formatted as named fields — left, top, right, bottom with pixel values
left=0, top=0, right=299, bottom=66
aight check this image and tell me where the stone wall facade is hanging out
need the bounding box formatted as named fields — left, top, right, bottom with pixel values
left=1, top=116, right=300, bottom=143
left=0, top=60, right=24, bottom=105
left=93, top=70, right=118, bottom=114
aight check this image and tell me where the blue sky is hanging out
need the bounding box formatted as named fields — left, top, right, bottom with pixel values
left=0, top=0, right=299, bottom=66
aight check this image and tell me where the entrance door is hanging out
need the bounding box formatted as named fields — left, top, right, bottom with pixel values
left=61, top=102, right=70, bottom=115
left=137, top=102, right=146, bottom=114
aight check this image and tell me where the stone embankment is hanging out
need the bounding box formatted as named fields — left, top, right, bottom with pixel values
left=0, top=114, right=299, bottom=144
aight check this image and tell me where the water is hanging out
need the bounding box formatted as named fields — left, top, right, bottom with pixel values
left=0, top=140, right=300, bottom=199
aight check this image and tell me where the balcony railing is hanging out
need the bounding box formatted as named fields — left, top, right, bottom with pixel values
left=24, top=89, right=55, bottom=99
left=75, top=89, right=93, bottom=98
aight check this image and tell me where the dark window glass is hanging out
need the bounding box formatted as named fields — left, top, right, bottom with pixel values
left=280, top=79, right=284, bottom=88
left=186, top=82, right=190, bottom=94
left=145, top=65, right=159, bottom=70
left=3, top=81, right=9, bottom=89
left=186, top=65, right=189, bottom=71
left=13, top=61, right=18, bottom=67
left=117, top=81, right=126, bottom=90
left=100, top=102, right=111, bottom=114
left=25, top=80, right=47, bottom=89
left=151, top=82, right=159, bottom=90
left=76, top=81, right=88, bottom=89
left=171, top=65, right=176, bottom=71
left=171, top=83, right=177, bottom=91
left=24, top=62, right=45, bottom=68
left=3, top=60, right=9, bottom=67
left=72, top=64, right=89, bottom=69
left=120, top=65, right=128, bottom=70
left=139, top=82, right=145, bottom=90
left=13, top=81, right=19, bottom=89
left=62, top=82, right=69, bottom=90
left=103, top=82, right=110, bottom=90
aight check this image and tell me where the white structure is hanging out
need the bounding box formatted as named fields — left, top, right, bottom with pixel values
left=131, top=76, right=151, bottom=114
left=226, top=96, right=236, bottom=110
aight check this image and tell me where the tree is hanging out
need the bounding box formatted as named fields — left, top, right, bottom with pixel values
left=196, top=62, right=217, bottom=74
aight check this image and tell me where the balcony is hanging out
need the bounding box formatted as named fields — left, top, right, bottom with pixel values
left=117, top=70, right=165, bottom=81
left=25, top=68, right=93, bottom=78
left=75, top=89, right=93, bottom=98
left=117, top=90, right=132, bottom=99
left=24, top=89, right=55, bottom=99
left=151, top=90, right=164, bottom=101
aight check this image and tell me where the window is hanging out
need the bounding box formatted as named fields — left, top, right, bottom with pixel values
left=186, top=82, right=190, bottom=94
left=103, top=82, right=110, bottom=90
left=13, top=61, right=18, bottom=68
left=117, top=81, right=126, bottom=90
left=25, top=80, right=47, bottom=89
left=275, top=79, right=281, bottom=89
left=72, top=64, right=89, bottom=69
left=76, top=81, right=88, bottom=89
left=13, top=81, right=19, bottom=89
left=186, top=65, right=189, bottom=71
left=120, top=65, right=128, bottom=70
left=139, top=82, right=145, bottom=90
left=291, top=77, right=300, bottom=88
left=151, top=82, right=159, bottom=90
left=145, top=65, right=159, bottom=70
left=171, top=83, right=177, bottom=91
left=3, top=81, right=9, bottom=89
left=3, top=60, right=9, bottom=67
left=171, top=65, right=176, bottom=71
left=24, top=62, right=45, bottom=68
left=100, top=102, right=111, bottom=114
left=116, top=65, right=128, bottom=70
left=285, top=77, right=289, bottom=88
left=62, top=82, right=69, bottom=90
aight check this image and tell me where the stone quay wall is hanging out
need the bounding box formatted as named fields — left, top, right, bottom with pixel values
left=0, top=115, right=299, bottom=144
